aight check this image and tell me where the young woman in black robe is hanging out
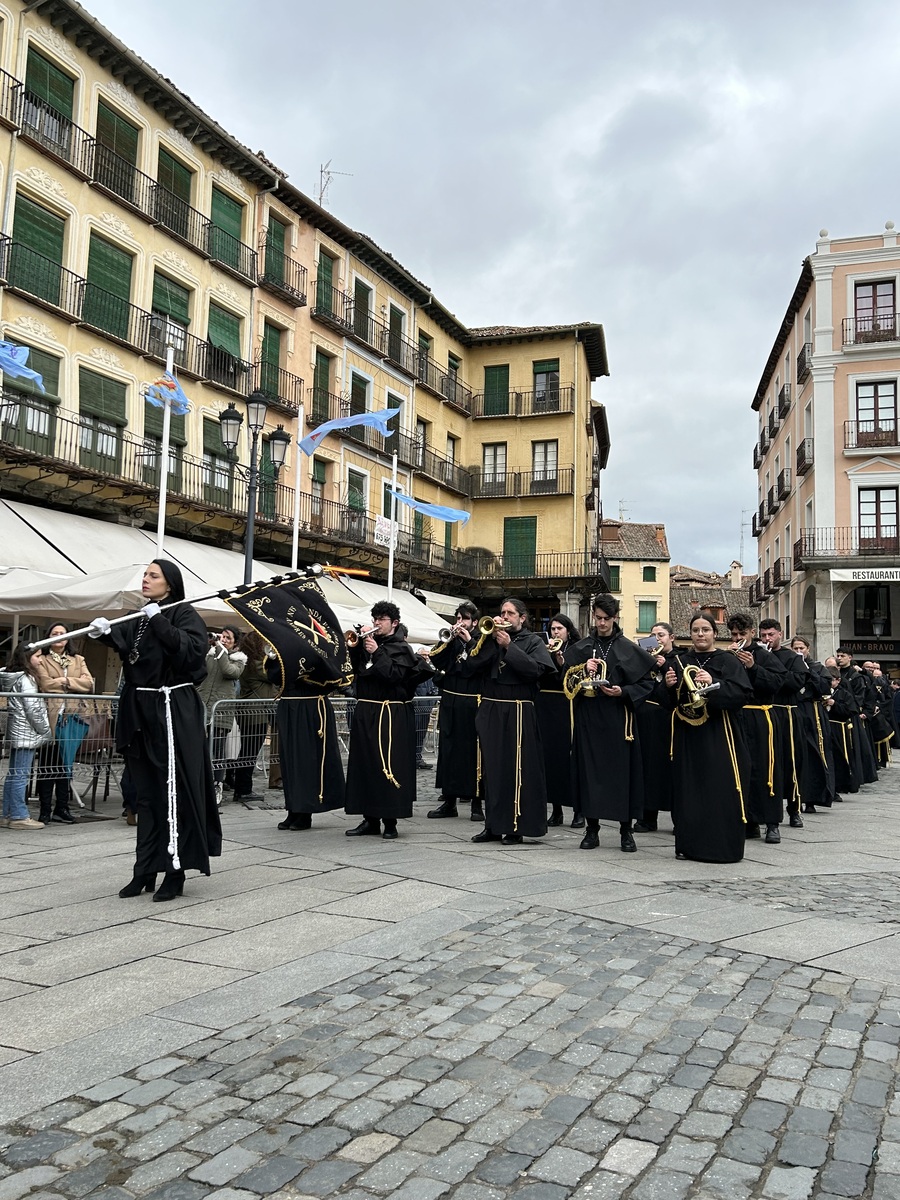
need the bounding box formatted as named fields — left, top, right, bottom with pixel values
left=566, top=594, right=654, bottom=852
left=344, top=601, right=424, bottom=839
left=656, top=612, right=752, bottom=864
left=825, top=657, right=862, bottom=795
left=427, top=602, right=483, bottom=822
left=633, top=620, right=677, bottom=833
left=89, top=559, right=220, bottom=901
left=466, top=598, right=554, bottom=844
left=536, top=612, right=579, bottom=828
left=789, top=636, right=836, bottom=812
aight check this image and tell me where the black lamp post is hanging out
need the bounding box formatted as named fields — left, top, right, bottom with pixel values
left=219, top=391, right=290, bottom=585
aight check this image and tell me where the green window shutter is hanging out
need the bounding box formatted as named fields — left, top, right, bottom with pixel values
left=503, top=516, right=536, bottom=574
left=79, top=367, right=127, bottom=425
left=444, top=521, right=453, bottom=557
left=318, top=250, right=333, bottom=287
left=533, top=359, right=559, bottom=376
left=207, top=303, right=241, bottom=357
left=267, top=214, right=286, bottom=255
left=261, top=322, right=281, bottom=366
left=203, top=416, right=228, bottom=456
left=414, top=509, right=424, bottom=544
left=312, top=458, right=326, bottom=485
left=25, top=48, right=74, bottom=118
left=383, top=481, right=393, bottom=518
left=484, top=364, right=509, bottom=416
left=5, top=345, right=61, bottom=401
left=350, top=373, right=367, bottom=417
left=347, top=469, right=365, bottom=511
left=152, top=272, right=190, bottom=324
left=96, top=101, right=138, bottom=163
left=13, top=194, right=64, bottom=262
left=158, top=147, right=192, bottom=201
left=608, top=564, right=621, bottom=592
left=389, top=306, right=403, bottom=337
left=642, top=565, right=657, bottom=583
left=210, top=187, right=243, bottom=239
left=86, top=234, right=132, bottom=299
left=144, top=400, right=186, bottom=444
left=354, top=279, right=371, bottom=312
left=638, top=601, right=658, bottom=633
left=313, top=349, right=330, bottom=393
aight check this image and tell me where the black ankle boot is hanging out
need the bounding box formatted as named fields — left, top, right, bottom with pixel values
left=469, top=800, right=484, bottom=822
left=38, top=805, right=52, bottom=826
left=580, top=819, right=600, bottom=850
left=119, top=873, right=156, bottom=898
left=52, top=807, right=76, bottom=824
left=278, top=813, right=312, bottom=830
left=153, top=870, right=185, bottom=902
left=547, top=806, right=564, bottom=826
left=427, top=799, right=458, bottom=819
left=345, top=818, right=381, bottom=837
left=620, top=822, right=637, bottom=853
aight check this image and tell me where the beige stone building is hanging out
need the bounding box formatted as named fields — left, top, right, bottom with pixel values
left=0, top=0, right=610, bottom=627
left=597, top=519, right=670, bottom=640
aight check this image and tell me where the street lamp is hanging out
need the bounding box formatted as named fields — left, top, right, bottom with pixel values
left=219, top=392, right=291, bottom=585
left=873, top=617, right=886, bottom=638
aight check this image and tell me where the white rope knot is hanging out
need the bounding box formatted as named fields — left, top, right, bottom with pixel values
left=137, top=682, right=192, bottom=872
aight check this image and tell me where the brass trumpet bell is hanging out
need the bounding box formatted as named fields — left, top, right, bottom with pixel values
left=563, top=659, right=607, bottom=700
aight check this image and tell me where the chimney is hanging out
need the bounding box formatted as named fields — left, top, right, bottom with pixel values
left=655, top=524, right=666, bottom=544
left=600, top=521, right=620, bottom=544
left=730, top=560, right=742, bottom=590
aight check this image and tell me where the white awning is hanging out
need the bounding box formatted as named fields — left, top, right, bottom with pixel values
left=415, top=587, right=471, bottom=619
left=0, top=500, right=85, bottom=574
left=3, top=499, right=158, bottom=574
left=336, top=576, right=446, bottom=643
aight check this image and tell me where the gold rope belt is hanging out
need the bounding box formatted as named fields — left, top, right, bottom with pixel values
left=356, top=698, right=402, bottom=787
left=667, top=707, right=745, bottom=821
left=829, top=718, right=852, bottom=761
left=479, top=696, right=530, bottom=830
left=278, top=696, right=330, bottom=802
left=744, top=704, right=775, bottom=794
left=772, top=704, right=800, bottom=802
left=442, top=689, right=480, bottom=699
left=811, top=703, right=828, bottom=767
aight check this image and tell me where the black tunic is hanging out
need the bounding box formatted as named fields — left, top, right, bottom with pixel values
left=344, top=634, right=420, bottom=819
left=431, top=635, right=480, bottom=800
left=735, top=644, right=789, bottom=824
left=768, top=646, right=808, bottom=809
left=656, top=650, right=752, bottom=863
left=829, top=676, right=862, bottom=794
left=794, top=659, right=836, bottom=807
left=467, top=631, right=553, bottom=837
left=536, top=653, right=575, bottom=811
left=104, top=606, right=221, bottom=875
left=841, top=667, right=878, bottom=783
left=635, top=649, right=676, bottom=815
left=269, top=659, right=346, bottom=814
left=566, top=632, right=654, bottom=823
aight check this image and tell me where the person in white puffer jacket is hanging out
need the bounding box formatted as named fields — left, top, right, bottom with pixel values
left=1, top=642, right=53, bottom=829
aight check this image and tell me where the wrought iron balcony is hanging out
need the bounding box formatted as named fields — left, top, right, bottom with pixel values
left=472, top=385, right=575, bottom=419
left=844, top=420, right=900, bottom=451
left=140, top=313, right=207, bottom=377
left=796, top=438, right=814, bottom=476
left=768, top=485, right=779, bottom=515
left=768, top=410, right=778, bottom=439
left=252, top=362, right=304, bottom=415
left=204, top=343, right=252, bottom=396
left=258, top=238, right=307, bottom=306
left=80, top=283, right=147, bottom=349
left=758, top=499, right=770, bottom=528
left=205, top=225, right=256, bottom=283
left=794, top=527, right=900, bottom=567
left=394, top=431, right=472, bottom=495
left=753, top=443, right=763, bottom=470
left=763, top=567, right=775, bottom=595
left=777, top=467, right=791, bottom=499
left=797, top=342, right=812, bottom=383
left=306, top=386, right=342, bottom=428
left=337, top=401, right=385, bottom=452
left=759, top=428, right=770, bottom=456
left=778, top=383, right=791, bottom=419
left=842, top=314, right=900, bottom=345
left=773, top=557, right=791, bottom=587
left=312, top=280, right=353, bottom=332
left=468, top=467, right=575, bottom=499
left=751, top=513, right=762, bottom=538
left=0, top=69, right=20, bottom=130
left=18, top=90, right=94, bottom=176
left=1, top=238, right=84, bottom=319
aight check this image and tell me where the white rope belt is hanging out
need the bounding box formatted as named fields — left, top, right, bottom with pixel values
left=136, top=682, right=193, bottom=870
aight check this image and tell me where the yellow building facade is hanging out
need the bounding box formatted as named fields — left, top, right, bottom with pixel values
left=598, top=520, right=670, bottom=640
left=0, top=0, right=610, bottom=623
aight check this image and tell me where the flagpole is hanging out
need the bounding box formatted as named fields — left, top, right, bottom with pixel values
left=155, top=344, right=175, bottom=556
left=387, top=450, right=398, bottom=601
left=291, top=401, right=305, bottom=570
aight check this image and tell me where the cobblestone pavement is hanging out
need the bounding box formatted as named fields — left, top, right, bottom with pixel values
left=2, top=769, right=900, bottom=1198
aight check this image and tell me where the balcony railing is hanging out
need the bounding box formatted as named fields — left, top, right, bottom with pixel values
left=768, top=410, right=778, bottom=439
left=778, top=383, right=791, bottom=418
left=796, top=438, right=814, bottom=476
left=472, top=385, right=575, bottom=419
left=844, top=420, right=900, bottom=451
left=777, top=467, right=791, bottom=500
left=258, top=238, right=307, bottom=306
left=338, top=401, right=385, bottom=452
left=758, top=499, right=769, bottom=528
left=759, top=428, right=770, bottom=456
left=18, top=90, right=94, bottom=176
left=843, top=314, right=900, bottom=345
left=797, top=343, right=813, bottom=386
left=751, top=513, right=762, bottom=538
left=80, top=283, right=147, bottom=348
left=0, top=69, right=20, bottom=129
left=205, top=344, right=252, bottom=396
left=2, top=239, right=84, bottom=318
left=311, top=281, right=353, bottom=331
left=763, top=567, right=775, bottom=595
left=469, top=467, right=575, bottom=499
left=393, top=431, right=472, bottom=495
left=773, top=557, right=791, bottom=587
left=753, top=443, right=763, bottom=470
left=794, top=527, right=900, bottom=568
left=140, top=313, right=207, bottom=377
left=768, top=485, right=779, bottom=515
left=306, top=386, right=342, bottom=428
left=252, top=362, right=304, bottom=414
left=206, top=226, right=257, bottom=282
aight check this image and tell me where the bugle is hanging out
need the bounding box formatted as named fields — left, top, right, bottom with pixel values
left=547, top=637, right=564, bottom=655
left=469, top=615, right=512, bottom=657
left=674, top=657, right=721, bottom=725
left=563, top=658, right=607, bottom=700
left=344, top=624, right=375, bottom=647
left=426, top=627, right=455, bottom=655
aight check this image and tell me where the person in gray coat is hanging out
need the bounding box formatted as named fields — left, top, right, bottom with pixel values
left=1, top=643, right=53, bottom=829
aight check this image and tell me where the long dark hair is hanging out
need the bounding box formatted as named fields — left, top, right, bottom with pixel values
left=9, top=641, right=40, bottom=679
left=549, top=613, right=579, bottom=643
left=43, top=622, right=70, bottom=656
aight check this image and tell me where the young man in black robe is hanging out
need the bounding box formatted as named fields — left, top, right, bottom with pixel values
left=789, top=635, right=837, bottom=813
left=758, top=618, right=809, bottom=839
left=345, top=601, right=425, bottom=839
left=426, top=602, right=483, bottom=821
left=836, top=649, right=879, bottom=783
left=466, top=598, right=554, bottom=845
left=566, top=594, right=654, bottom=852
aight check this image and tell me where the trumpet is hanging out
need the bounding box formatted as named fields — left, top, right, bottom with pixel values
left=563, top=658, right=607, bottom=700
left=344, top=624, right=375, bottom=647
left=547, top=637, right=564, bottom=655
left=729, top=638, right=750, bottom=654
left=469, top=616, right=513, bottom=657
left=426, top=627, right=456, bottom=655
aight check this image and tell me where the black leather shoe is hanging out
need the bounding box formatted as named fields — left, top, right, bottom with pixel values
left=153, top=870, right=185, bottom=902
left=834, top=794, right=843, bottom=802
left=676, top=851, right=687, bottom=860
left=765, top=824, right=781, bottom=844
left=571, top=814, right=586, bottom=829
left=416, top=759, right=431, bottom=770
left=789, top=813, right=804, bottom=829
left=118, top=873, right=156, bottom=898
left=633, top=820, right=658, bottom=833
left=745, top=823, right=761, bottom=839
left=471, top=828, right=500, bottom=843
left=52, top=808, right=76, bottom=824
left=501, top=834, right=523, bottom=845
left=620, top=830, right=637, bottom=853
left=278, top=813, right=311, bottom=830
left=382, top=826, right=399, bottom=840
left=580, top=830, right=599, bottom=850
left=802, top=805, right=817, bottom=814
left=427, top=800, right=458, bottom=819
left=470, top=802, right=484, bottom=822
left=346, top=819, right=381, bottom=836
left=547, top=808, right=564, bottom=827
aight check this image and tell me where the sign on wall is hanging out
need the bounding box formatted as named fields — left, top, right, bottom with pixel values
left=830, top=568, right=900, bottom=582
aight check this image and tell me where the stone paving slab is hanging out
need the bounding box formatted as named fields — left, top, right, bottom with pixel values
left=161, top=913, right=387, bottom=970
left=722, top=916, right=900, bottom=963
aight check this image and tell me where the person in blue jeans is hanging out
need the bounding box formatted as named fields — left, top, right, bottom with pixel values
left=1, top=642, right=52, bottom=830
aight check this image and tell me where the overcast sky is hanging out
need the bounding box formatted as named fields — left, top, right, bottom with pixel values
left=84, top=0, right=900, bottom=572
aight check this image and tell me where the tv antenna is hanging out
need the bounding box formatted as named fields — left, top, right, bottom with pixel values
left=618, top=498, right=632, bottom=521
left=318, top=160, right=353, bottom=207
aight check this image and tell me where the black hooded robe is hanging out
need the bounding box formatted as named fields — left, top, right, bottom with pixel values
left=431, top=635, right=480, bottom=800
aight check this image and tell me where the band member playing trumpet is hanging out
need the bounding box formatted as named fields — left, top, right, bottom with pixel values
left=536, top=613, right=580, bottom=828
left=465, top=598, right=554, bottom=845
left=345, top=601, right=425, bottom=839
left=634, top=620, right=677, bottom=834
left=566, top=594, right=654, bottom=852
left=426, top=601, right=483, bottom=821
left=758, top=618, right=810, bottom=834
left=657, top=611, right=752, bottom=862
left=790, top=635, right=836, bottom=812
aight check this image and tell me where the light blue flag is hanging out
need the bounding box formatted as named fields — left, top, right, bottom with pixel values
left=145, top=371, right=191, bottom=416
left=0, top=341, right=45, bottom=392
left=299, top=407, right=400, bottom=455
left=387, top=488, right=471, bottom=525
